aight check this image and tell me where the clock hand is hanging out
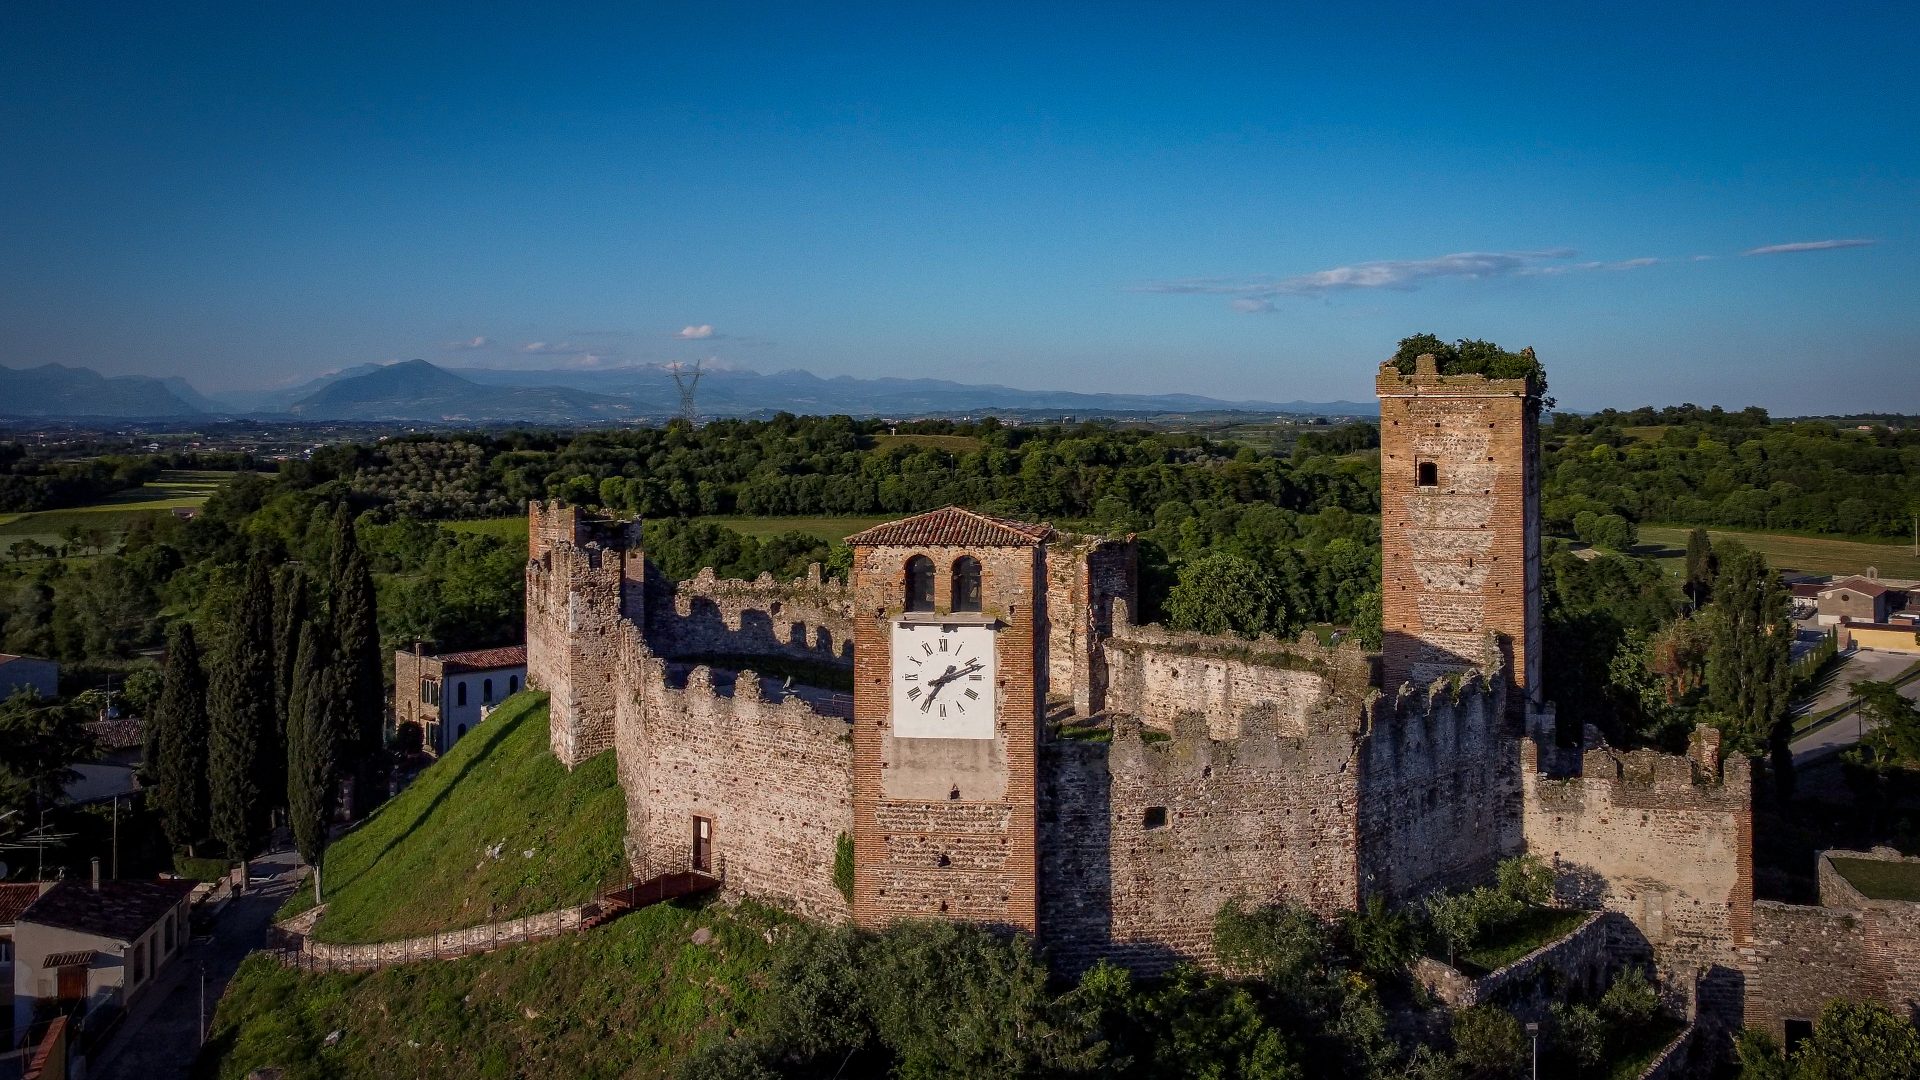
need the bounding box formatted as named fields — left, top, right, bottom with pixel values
left=922, top=665, right=956, bottom=711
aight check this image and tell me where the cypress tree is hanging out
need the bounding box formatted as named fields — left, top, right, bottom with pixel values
left=152, top=621, right=210, bottom=855
left=1703, top=542, right=1795, bottom=799
left=329, top=505, right=386, bottom=816
left=209, top=551, right=279, bottom=869
left=287, top=619, right=338, bottom=902
left=272, top=565, right=308, bottom=721
left=1684, top=528, right=1715, bottom=609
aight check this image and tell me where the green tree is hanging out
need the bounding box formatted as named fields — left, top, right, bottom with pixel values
left=1450, top=1005, right=1526, bottom=1079
left=329, top=505, right=386, bottom=816
left=209, top=551, right=278, bottom=866
left=1853, top=680, right=1920, bottom=766
left=1166, top=553, right=1286, bottom=638
left=1350, top=587, right=1383, bottom=651
left=150, top=622, right=211, bottom=854
left=1683, top=527, right=1715, bottom=607
left=1791, top=1000, right=1920, bottom=1079
left=1702, top=542, right=1795, bottom=796
left=286, top=620, right=339, bottom=901
left=0, top=690, right=98, bottom=825
left=272, top=564, right=308, bottom=722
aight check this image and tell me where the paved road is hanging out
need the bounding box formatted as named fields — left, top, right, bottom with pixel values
left=88, top=848, right=303, bottom=1080
left=1791, top=651, right=1920, bottom=766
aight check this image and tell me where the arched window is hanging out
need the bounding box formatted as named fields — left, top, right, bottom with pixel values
left=483, top=678, right=494, bottom=703
left=905, top=555, right=935, bottom=612
left=951, top=556, right=982, bottom=612
left=509, top=674, right=520, bottom=695
left=456, top=682, right=467, bottom=707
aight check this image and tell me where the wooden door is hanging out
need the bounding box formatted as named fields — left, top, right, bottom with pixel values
left=56, top=964, right=87, bottom=1003
left=692, top=817, right=712, bottom=873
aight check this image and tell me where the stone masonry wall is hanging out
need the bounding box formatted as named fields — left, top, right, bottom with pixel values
left=526, top=501, right=645, bottom=767
left=647, top=563, right=854, bottom=667
left=1377, top=358, right=1541, bottom=716
left=1044, top=534, right=1137, bottom=715
left=1102, top=608, right=1374, bottom=739
left=614, top=631, right=854, bottom=922
left=1739, top=850, right=1920, bottom=1040
left=1357, top=670, right=1524, bottom=902
left=1040, top=707, right=1364, bottom=976
left=1520, top=740, right=1753, bottom=988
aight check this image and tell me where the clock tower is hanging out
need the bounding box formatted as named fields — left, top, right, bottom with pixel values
left=846, top=507, right=1050, bottom=932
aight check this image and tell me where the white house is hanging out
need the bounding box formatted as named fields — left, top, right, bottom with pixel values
left=10, top=869, right=194, bottom=1041
left=392, top=644, right=528, bottom=755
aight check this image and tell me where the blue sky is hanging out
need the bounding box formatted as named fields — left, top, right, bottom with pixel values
left=1, top=2, right=1914, bottom=412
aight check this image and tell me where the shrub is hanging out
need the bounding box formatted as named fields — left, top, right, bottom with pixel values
left=1450, top=1005, right=1526, bottom=1079
left=1214, top=898, right=1332, bottom=983
left=1495, top=854, right=1554, bottom=907
left=1340, top=895, right=1421, bottom=978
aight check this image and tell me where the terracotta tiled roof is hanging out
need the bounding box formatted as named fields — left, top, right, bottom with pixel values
left=44, top=950, right=97, bottom=969
left=0, top=882, right=43, bottom=924
left=436, top=645, right=528, bottom=672
left=1825, top=577, right=1890, bottom=598
left=845, top=507, right=1053, bottom=548
left=19, top=878, right=195, bottom=942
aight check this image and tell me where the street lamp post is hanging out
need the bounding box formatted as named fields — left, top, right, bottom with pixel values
left=1526, top=1021, right=1540, bottom=1080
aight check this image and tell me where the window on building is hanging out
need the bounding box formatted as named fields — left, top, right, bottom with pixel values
left=1784, top=1019, right=1813, bottom=1055
left=509, top=674, right=520, bottom=695
left=0, top=937, right=11, bottom=964
left=951, top=556, right=982, bottom=612
left=905, top=555, right=935, bottom=612
left=483, top=678, right=494, bottom=703
left=453, top=681, right=465, bottom=707
left=420, top=678, right=432, bottom=704
left=1143, top=806, right=1168, bottom=830
left=1417, top=460, right=1438, bottom=488
left=162, top=912, right=174, bottom=954
left=457, top=724, right=467, bottom=741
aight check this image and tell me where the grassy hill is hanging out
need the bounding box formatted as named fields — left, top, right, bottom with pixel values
left=207, top=900, right=786, bottom=1080
left=289, top=692, right=627, bottom=945
left=1637, top=524, right=1920, bottom=580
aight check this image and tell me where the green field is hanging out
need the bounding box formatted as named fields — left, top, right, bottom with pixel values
left=870, top=433, right=982, bottom=454
left=1636, top=525, right=1920, bottom=580
left=0, top=469, right=235, bottom=551
left=285, top=693, right=627, bottom=945
left=207, top=900, right=785, bottom=1080
left=698, top=515, right=891, bottom=543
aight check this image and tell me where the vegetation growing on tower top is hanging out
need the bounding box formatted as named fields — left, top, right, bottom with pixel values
left=1390, top=333, right=1549, bottom=396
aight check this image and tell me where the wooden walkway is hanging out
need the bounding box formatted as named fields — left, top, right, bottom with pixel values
left=585, top=871, right=721, bottom=928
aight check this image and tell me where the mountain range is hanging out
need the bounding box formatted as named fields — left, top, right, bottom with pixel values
left=0, top=359, right=1376, bottom=422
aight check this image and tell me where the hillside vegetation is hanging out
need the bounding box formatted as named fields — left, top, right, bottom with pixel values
left=291, top=692, right=626, bottom=944
left=207, top=900, right=784, bottom=1080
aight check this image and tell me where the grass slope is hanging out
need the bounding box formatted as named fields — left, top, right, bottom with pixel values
left=204, top=900, right=785, bottom=1080
left=1637, top=524, right=1920, bottom=580
left=1831, top=856, right=1920, bottom=902
left=295, top=693, right=626, bottom=944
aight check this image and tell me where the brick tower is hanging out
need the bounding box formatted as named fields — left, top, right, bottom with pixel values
left=845, top=507, right=1050, bottom=932
left=1376, top=354, right=1542, bottom=715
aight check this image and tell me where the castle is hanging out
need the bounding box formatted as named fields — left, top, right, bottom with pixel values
left=524, top=355, right=1918, bottom=1047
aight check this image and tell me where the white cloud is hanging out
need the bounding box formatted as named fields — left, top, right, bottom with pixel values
left=676, top=324, right=715, bottom=339
left=446, top=335, right=489, bottom=350
left=1743, top=238, right=1875, bottom=256
left=520, top=341, right=578, bottom=354
left=1134, top=247, right=1679, bottom=311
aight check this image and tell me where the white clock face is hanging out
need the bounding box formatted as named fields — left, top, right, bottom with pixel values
left=890, top=621, right=996, bottom=739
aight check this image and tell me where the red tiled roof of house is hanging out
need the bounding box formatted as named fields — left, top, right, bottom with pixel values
left=0, top=882, right=43, bottom=924
left=1825, top=576, right=1890, bottom=597
left=437, top=644, right=528, bottom=672
left=1790, top=583, right=1824, bottom=599
left=845, top=507, right=1053, bottom=548
left=20, top=878, right=195, bottom=942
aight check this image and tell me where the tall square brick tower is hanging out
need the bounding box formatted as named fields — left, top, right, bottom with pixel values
left=1376, top=354, right=1542, bottom=715
left=845, top=507, right=1050, bottom=932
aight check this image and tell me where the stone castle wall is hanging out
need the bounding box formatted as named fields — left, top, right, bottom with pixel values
left=645, top=564, right=854, bottom=666
left=1044, top=534, right=1137, bottom=714
left=1357, top=670, right=1524, bottom=902
left=1039, top=707, right=1364, bottom=975
left=526, top=502, right=645, bottom=766
left=613, top=633, right=854, bottom=922
left=1519, top=735, right=1753, bottom=987
left=1740, top=850, right=1920, bottom=1042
